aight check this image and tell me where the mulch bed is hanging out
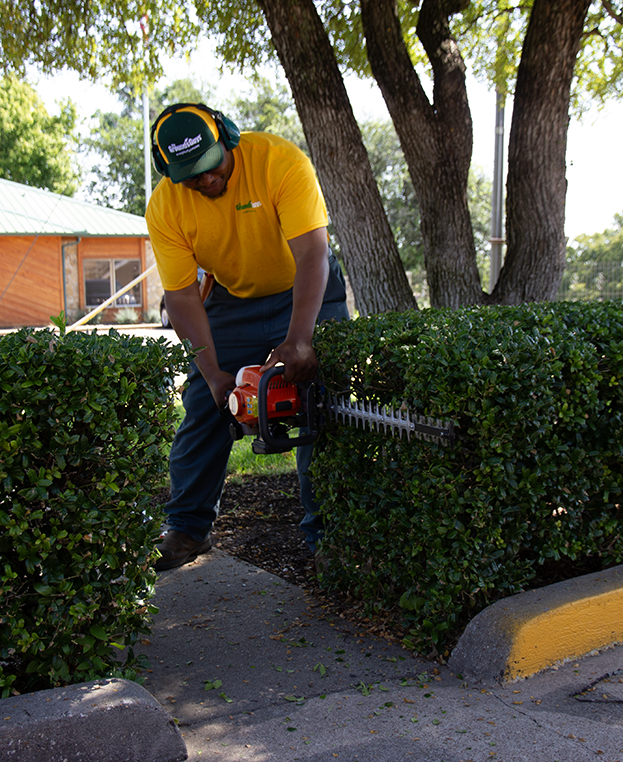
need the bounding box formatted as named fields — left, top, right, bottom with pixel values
left=215, top=471, right=316, bottom=589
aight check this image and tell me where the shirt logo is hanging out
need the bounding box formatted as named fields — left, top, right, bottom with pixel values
left=236, top=200, right=262, bottom=211
left=168, top=134, right=203, bottom=156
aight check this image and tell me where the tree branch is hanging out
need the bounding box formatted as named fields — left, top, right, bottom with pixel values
left=602, top=0, right=623, bottom=25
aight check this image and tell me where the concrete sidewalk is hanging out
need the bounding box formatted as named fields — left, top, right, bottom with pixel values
left=136, top=549, right=623, bottom=761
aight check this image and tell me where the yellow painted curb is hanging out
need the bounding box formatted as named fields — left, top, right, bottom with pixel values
left=448, top=564, right=623, bottom=683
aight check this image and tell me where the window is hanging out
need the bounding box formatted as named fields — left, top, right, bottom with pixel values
left=84, top=259, right=142, bottom=308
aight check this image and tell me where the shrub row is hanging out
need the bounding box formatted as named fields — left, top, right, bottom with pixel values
left=312, top=301, right=623, bottom=654
left=0, top=327, right=188, bottom=696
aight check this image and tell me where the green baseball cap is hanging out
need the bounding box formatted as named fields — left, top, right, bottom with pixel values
left=155, top=106, right=224, bottom=183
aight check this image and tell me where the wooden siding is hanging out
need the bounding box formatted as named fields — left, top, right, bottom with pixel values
left=80, top=237, right=145, bottom=259
left=0, top=236, right=150, bottom=328
left=0, top=236, right=62, bottom=328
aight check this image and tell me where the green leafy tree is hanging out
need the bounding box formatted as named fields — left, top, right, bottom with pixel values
left=561, top=213, right=623, bottom=300
left=227, top=78, right=307, bottom=151
left=85, top=102, right=146, bottom=215
left=0, top=75, right=80, bottom=194
left=0, top=2, right=198, bottom=91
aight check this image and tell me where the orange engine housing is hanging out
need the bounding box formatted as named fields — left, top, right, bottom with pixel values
left=228, top=365, right=300, bottom=426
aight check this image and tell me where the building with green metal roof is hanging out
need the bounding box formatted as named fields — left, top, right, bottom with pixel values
left=0, top=178, right=162, bottom=328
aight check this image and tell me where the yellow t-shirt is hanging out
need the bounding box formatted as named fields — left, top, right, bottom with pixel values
left=145, top=132, right=328, bottom=298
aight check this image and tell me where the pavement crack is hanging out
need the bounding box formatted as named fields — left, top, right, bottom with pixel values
left=490, top=690, right=547, bottom=730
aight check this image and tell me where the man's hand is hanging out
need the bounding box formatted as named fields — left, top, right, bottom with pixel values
left=206, top=367, right=237, bottom=411
left=260, top=339, right=318, bottom=383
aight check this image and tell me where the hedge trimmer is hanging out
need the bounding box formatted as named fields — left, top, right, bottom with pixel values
left=226, top=365, right=454, bottom=454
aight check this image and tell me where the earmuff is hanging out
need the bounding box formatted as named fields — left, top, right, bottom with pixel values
left=150, top=103, right=241, bottom=177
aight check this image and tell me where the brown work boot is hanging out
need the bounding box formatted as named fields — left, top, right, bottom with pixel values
left=155, top=529, right=212, bottom=571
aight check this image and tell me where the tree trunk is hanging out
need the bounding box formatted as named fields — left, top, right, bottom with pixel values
left=256, top=0, right=416, bottom=315
left=489, top=0, right=591, bottom=304
left=361, top=0, right=484, bottom=308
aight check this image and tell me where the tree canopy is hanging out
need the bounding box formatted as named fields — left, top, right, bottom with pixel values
left=0, top=75, right=80, bottom=194
left=567, top=212, right=623, bottom=267
left=7, top=0, right=621, bottom=311
left=0, top=1, right=198, bottom=89
left=205, top=0, right=623, bottom=109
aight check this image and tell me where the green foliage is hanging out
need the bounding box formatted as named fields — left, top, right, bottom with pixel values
left=0, top=75, right=80, bottom=194
left=359, top=119, right=422, bottom=271
left=468, top=167, right=493, bottom=288
left=312, top=301, right=623, bottom=654
left=560, top=213, right=623, bottom=301
left=573, top=1, right=623, bottom=110
left=0, top=327, right=189, bottom=696
left=0, top=1, right=199, bottom=90
left=227, top=77, right=308, bottom=152
left=193, top=0, right=274, bottom=72
left=452, top=1, right=531, bottom=99
left=84, top=108, right=147, bottom=215
left=202, top=0, right=623, bottom=116
left=452, top=1, right=623, bottom=113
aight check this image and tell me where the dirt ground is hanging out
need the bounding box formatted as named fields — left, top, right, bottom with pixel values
left=215, top=472, right=316, bottom=588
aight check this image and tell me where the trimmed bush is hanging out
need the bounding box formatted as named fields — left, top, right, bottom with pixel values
left=0, top=327, right=188, bottom=696
left=312, top=301, right=623, bottom=654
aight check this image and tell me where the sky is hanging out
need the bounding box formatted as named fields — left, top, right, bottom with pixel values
left=31, top=38, right=623, bottom=244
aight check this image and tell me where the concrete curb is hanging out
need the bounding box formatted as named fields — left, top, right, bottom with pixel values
left=0, top=678, right=187, bottom=762
left=449, top=563, right=623, bottom=683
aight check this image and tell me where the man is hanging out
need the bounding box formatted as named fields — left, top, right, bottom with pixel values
left=146, top=103, right=349, bottom=571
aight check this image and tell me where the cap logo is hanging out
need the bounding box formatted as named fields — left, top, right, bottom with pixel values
left=168, top=133, right=203, bottom=157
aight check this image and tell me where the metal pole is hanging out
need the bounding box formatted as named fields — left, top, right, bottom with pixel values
left=489, top=89, right=505, bottom=291
left=143, top=88, right=152, bottom=209
left=140, top=14, right=151, bottom=211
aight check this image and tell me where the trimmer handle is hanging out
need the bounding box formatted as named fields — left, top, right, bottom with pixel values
left=254, top=366, right=318, bottom=454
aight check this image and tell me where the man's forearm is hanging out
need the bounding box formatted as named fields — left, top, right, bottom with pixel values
left=260, top=227, right=330, bottom=382
left=288, top=248, right=329, bottom=345
left=164, top=283, right=234, bottom=405
left=286, top=227, right=330, bottom=343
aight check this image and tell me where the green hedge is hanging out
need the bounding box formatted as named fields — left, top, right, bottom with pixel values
left=0, top=327, right=188, bottom=696
left=312, top=301, right=623, bottom=654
